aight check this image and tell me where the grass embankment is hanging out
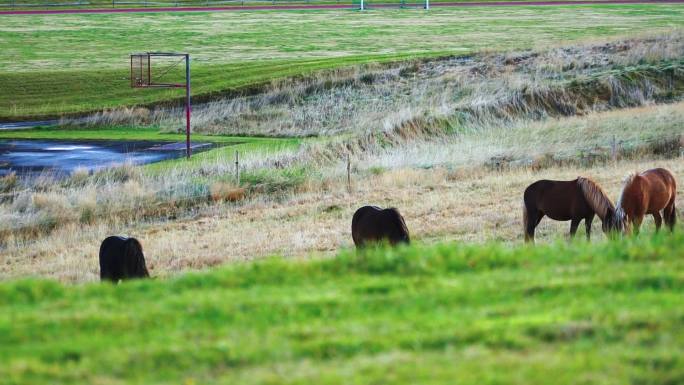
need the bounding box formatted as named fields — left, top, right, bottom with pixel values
left=1, top=233, right=683, bottom=384
left=2, top=6, right=683, bottom=120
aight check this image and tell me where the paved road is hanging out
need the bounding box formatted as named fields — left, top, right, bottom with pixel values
left=1, top=0, right=682, bottom=15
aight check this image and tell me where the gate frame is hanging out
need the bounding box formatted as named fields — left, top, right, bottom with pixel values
left=130, top=52, right=192, bottom=158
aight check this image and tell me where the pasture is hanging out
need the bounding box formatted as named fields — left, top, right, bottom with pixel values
left=1, top=5, right=684, bottom=119
left=0, top=0, right=668, bottom=11
left=1, top=4, right=683, bottom=384
left=1, top=233, right=684, bottom=384
left=1, top=32, right=683, bottom=281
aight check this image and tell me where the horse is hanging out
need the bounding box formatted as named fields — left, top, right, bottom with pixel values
left=351, top=206, right=410, bottom=248
left=615, top=168, right=677, bottom=235
left=523, top=177, right=619, bottom=243
left=99, top=236, right=150, bottom=282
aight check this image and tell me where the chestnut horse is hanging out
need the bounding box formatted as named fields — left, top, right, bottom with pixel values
left=615, top=168, right=677, bottom=235
left=523, top=177, right=619, bottom=243
left=352, top=206, right=410, bottom=248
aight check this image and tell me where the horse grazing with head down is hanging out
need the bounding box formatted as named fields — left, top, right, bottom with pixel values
left=615, top=168, right=677, bottom=235
left=523, top=177, right=620, bottom=243
left=352, top=206, right=410, bottom=248
left=99, top=236, right=150, bottom=282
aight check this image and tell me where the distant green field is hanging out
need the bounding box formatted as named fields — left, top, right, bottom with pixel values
left=0, top=0, right=629, bottom=10
left=1, top=232, right=683, bottom=384
left=1, top=5, right=683, bottom=120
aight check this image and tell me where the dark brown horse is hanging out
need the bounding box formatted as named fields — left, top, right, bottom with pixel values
left=615, top=168, right=677, bottom=235
left=523, top=177, right=619, bottom=243
left=99, top=236, right=150, bottom=282
left=352, top=206, right=410, bottom=248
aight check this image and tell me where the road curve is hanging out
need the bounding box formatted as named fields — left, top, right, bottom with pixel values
left=1, top=0, right=682, bottom=15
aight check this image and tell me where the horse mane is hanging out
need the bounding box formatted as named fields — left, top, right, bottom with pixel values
left=615, top=172, right=639, bottom=219
left=577, top=177, right=615, bottom=219
left=616, top=172, right=640, bottom=209
left=124, top=238, right=149, bottom=278
left=387, top=208, right=410, bottom=241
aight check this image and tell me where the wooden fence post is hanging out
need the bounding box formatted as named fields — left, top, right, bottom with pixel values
left=611, top=135, right=618, bottom=164
left=235, top=150, right=240, bottom=186
left=346, top=153, right=352, bottom=193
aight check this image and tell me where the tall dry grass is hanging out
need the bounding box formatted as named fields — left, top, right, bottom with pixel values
left=3, top=34, right=683, bottom=249
left=348, top=102, right=684, bottom=173
left=2, top=156, right=682, bottom=283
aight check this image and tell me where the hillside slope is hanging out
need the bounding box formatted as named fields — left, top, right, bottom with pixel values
left=1, top=233, right=683, bottom=384
left=2, top=6, right=683, bottom=120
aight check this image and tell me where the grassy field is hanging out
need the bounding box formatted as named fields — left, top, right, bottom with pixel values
left=1, top=102, right=682, bottom=282
left=1, top=35, right=682, bottom=281
left=2, top=6, right=683, bottom=384
left=1, top=233, right=683, bottom=384
left=1, top=5, right=683, bottom=119
left=0, top=0, right=644, bottom=11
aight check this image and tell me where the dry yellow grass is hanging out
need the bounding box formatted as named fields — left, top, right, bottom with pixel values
left=209, top=183, right=247, bottom=202
left=1, top=157, right=681, bottom=283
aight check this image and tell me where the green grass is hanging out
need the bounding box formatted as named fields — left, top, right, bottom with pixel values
left=1, top=5, right=683, bottom=119
left=0, top=0, right=629, bottom=10
left=1, top=232, right=683, bottom=384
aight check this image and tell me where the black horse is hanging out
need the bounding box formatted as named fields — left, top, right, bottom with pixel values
left=351, top=206, right=410, bottom=248
left=99, top=236, right=150, bottom=282
left=522, top=177, right=619, bottom=243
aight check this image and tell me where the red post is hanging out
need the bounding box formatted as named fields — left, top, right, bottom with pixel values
left=185, top=54, right=191, bottom=159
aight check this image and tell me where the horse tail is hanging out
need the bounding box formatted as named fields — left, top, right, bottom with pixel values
left=522, top=199, right=529, bottom=235
left=666, top=198, right=677, bottom=229
left=665, top=169, right=677, bottom=229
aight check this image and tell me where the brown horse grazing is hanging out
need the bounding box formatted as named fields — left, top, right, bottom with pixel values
left=99, top=236, right=150, bottom=282
left=523, top=177, right=620, bottom=243
left=352, top=206, right=410, bottom=248
left=615, top=168, right=677, bottom=235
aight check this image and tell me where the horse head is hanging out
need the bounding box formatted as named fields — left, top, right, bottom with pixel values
left=124, top=238, right=150, bottom=278
left=602, top=208, right=626, bottom=236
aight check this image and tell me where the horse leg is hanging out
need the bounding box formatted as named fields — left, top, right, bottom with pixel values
left=569, top=218, right=580, bottom=239
left=585, top=215, right=594, bottom=241
left=525, top=210, right=542, bottom=243
left=664, top=200, right=677, bottom=232
left=653, top=212, right=663, bottom=233
left=632, top=215, right=643, bottom=236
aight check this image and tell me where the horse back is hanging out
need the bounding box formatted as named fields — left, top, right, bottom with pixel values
left=643, top=168, right=676, bottom=192
left=640, top=168, right=677, bottom=211
left=352, top=206, right=409, bottom=247
left=524, top=179, right=589, bottom=220
left=99, top=236, right=148, bottom=282
left=352, top=206, right=382, bottom=231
